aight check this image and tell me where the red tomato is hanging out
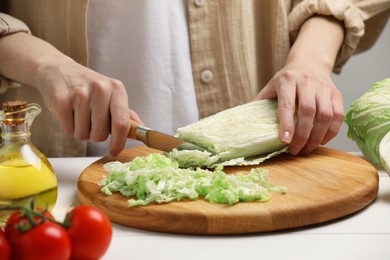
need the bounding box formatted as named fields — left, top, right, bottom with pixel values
left=5, top=209, right=54, bottom=240
left=7, top=222, right=71, bottom=260
left=5, top=210, right=71, bottom=260
left=66, top=205, right=112, bottom=260
left=0, top=227, right=10, bottom=260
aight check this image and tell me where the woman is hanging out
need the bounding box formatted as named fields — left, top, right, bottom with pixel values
left=1, top=0, right=389, bottom=157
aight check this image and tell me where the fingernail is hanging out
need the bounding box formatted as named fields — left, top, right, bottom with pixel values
left=288, top=148, right=298, bottom=155
left=282, top=131, right=291, bottom=143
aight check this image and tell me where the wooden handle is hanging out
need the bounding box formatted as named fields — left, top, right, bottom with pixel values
left=127, top=119, right=140, bottom=140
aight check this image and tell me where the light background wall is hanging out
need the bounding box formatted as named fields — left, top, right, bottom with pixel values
left=326, top=20, right=390, bottom=152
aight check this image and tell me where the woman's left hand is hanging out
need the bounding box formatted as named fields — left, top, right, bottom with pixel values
left=255, top=62, right=344, bottom=155
left=255, top=15, right=345, bottom=155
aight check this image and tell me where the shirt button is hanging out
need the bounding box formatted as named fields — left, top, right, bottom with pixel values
left=194, top=0, right=206, bottom=7
left=200, top=70, right=214, bottom=83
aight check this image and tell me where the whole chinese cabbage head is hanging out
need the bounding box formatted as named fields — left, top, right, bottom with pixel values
left=345, top=78, right=390, bottom=167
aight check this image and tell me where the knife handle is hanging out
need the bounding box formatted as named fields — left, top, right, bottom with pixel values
left=128, top=119, right=139, bottom=140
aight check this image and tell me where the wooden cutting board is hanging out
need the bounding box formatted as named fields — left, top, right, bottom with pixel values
left=77, top=146, right=378, bottom=234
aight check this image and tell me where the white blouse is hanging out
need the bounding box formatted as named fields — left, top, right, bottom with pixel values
left=86, top=0, right=199, bottom=156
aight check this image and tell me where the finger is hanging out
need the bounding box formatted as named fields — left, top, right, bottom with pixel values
left=254, top=83, right=277, bottom=100
left=72, top=88, right=92, bottom=140
left=90, top=82, right=111, bottom=142
left=301, top=90, right=333, bottom=154
left=130, top=109, right=143, bottom=125
left=53, top=95, right=75, bottom=135
left=321, top=90, right=344, bottom=145
left=288, top=82, right=316, bottom=155
left=109, top=87, right=131, bottom=156
left=58, top=108, right=75, bottom=135
left=275, top=80, right=297, bottom=145
left=47, top=84, right=75, bottom=134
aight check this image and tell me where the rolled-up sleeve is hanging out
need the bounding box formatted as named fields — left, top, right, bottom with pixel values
left=0, top=12, right=30, bottom=93
left=0, top=12, right=30, bottom=35
left=288, top=0, right=390, bottom=73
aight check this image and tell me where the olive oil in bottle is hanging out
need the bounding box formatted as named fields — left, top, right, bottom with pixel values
left=0, top=101, right=58, bottom=226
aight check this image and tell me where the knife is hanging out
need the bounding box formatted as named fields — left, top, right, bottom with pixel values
left=127, top=119, right=205, bottom=152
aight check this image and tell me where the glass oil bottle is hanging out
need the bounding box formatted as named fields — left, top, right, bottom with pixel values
left=0, top=101, right=58, bottom=226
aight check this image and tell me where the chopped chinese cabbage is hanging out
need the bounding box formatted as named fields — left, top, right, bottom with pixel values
left=100, top=153, right=287, bottom=206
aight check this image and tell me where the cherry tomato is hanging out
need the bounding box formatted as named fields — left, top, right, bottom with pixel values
left=66, top=205, right=112, bottom=260
left=4, top=209, right=54, bottom=240
left=5, top=210, right=71, bottom=260
left=0, top=227, right=10, bottom=260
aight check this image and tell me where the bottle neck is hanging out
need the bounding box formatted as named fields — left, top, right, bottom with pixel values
left=1, top=122, right=31, bottom=145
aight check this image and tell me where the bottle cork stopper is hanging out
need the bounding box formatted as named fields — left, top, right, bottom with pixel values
left=3, top=101, right=28, bottom=112
left=2, top=101, right=28, bottom=125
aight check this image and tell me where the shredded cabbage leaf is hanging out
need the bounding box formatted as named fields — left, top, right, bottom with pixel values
left=100, top=153, right=287, bottom=206
left=165, top=147, right=288, bottom=168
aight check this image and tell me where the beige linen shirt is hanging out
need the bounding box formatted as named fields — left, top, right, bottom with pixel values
left=1, top=0, right=390, bottom=157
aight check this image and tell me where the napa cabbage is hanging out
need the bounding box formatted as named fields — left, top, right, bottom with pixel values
left=168, top=99, right=287, bottom=168
left=345, top=78, right=390, bottom=167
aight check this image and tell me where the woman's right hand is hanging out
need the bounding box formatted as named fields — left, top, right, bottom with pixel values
left=0, top=32, right=142, bottom=156
left=34, top=59, right=142, bottom=156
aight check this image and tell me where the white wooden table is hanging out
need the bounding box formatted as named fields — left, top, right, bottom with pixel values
left=50, top=154, right=390, bottom=260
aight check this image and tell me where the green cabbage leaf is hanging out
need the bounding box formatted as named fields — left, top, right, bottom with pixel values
left=345, top=78, right=390, bottom=167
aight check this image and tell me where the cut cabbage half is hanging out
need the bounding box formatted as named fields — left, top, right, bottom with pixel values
left=379, top=130, right=390, bottom=176
left=177, top=100, right=287, bottom=162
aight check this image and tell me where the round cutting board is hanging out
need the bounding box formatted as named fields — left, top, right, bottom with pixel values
left=77, top=146, right=378, bottom=234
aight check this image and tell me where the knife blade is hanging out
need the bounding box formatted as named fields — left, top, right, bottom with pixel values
left=127, top=120, right=205, bottom=152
